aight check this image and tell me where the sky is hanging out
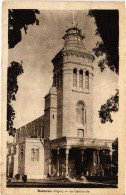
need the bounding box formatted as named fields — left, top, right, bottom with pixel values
left=8, top=10, right=119, bottom=142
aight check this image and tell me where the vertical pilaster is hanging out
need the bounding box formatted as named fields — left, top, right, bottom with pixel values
left=49, top=151, right=52, bottom=176
left=41, top=126, right=42, bottom=138
left=77, top=69, right=79, bottom=89
left=83, top=70, right=85, bottom=90
left=65, top=148, right=70, bottom=178
left=49, top=158, right=51, bottom=176
left=57, top=148, right=60, bottom=176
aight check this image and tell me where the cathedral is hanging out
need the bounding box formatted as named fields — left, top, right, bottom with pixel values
left=7, top=24, right=113, bottom=180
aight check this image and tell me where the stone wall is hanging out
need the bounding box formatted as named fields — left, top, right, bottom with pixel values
left=16, top=116, right=44, bottom=144
left=18, top=142, right=25, bottom=176
left=62, top=54, right=93, bottom=138
left=25, top=138, right=45, bottom=179
left=13, top=145, right=19, bottom=176
left=51, top=46, right=94, bottom=139
left=44, top=87, right=57, bottom=140
left=44, top=139, right=51, bottom=177
left=7, top=143, right=17, bottom=178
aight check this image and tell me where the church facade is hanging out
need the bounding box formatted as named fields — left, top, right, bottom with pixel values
left=7, top=25, right=113, bottom=180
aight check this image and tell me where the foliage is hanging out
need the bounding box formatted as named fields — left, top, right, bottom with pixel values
left=8, top=9, right=40, bottom=48
left=8, top=9, right=40, bottom=136
left=22, top=175, right=27, bottom=182
left=112, top=138, right=118, bottom=176
left=15, top=174, right=20, bottom=180
left=101, top=139, right=118, bottom=177
left=88, top=10, right=119, bottom=123
left=7, top=61, right=23, bottom=136
left=112, top=138, right=118, bottom=167
left=101, top=150, right=111, bottom=168
left=99, top=90, right=119, bottom=123
left=88, top=10, right=119, bottom=74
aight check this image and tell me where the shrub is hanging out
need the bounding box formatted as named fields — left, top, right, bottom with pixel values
left=15, top=174, right=20, bottom=180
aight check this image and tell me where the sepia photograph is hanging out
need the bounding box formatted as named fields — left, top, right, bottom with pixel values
left=1, top=1, right=125, bottom=195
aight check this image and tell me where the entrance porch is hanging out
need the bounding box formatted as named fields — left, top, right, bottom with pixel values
left=49, top=137, right=113, bottom=179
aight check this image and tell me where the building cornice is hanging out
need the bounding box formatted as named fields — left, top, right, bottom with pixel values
left=50, top=136, right=113, bottom=150
left=52, top=48, right=94, bottom=66
left=44, top=107, right=57, bottom=112
left=63, top=61, right=93, bottom=69
left=72, top=90, right=90, bottom=94
left=62, top=49, right=94, bottom=62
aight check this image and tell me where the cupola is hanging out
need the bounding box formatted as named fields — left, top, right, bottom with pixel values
left=62, top=25, right=85, bottom=51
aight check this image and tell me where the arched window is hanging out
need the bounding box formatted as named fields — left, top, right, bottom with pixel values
left=73, top=68, right=77, bottom=87
left=79, top=70, right=83, bottom=89
left=35, top=149, right=39, bottom=161
left=78, top=129, right=84, bottom=138
left=20, top=145, right=23, bottom=160
left=31, top=148, right=39, bottom=162
left=85, top=71, right=89, bottom=89
left=41, top=125, right=44, bottom=138
left=34, top=126, right=36, bottom=137
left=76, top=102, right=85, bottom=125
left=31, top=148, right=34, bottom=161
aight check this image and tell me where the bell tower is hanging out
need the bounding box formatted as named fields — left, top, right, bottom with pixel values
left=52, top=24, right=94, bottom=139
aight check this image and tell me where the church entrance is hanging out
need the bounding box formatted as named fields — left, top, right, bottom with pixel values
left=70, top=148, right=94, bottom=178
left=75, top=150, right=82, bottom=176
left=50, top=147, right=106, bottom=179
left=69, top=148, right=84, bottom=179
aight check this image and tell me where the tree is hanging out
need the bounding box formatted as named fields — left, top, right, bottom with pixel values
left=88, top=10, right=119, bottom=74
left=8, top=9, right=40, bottom=136
left=7, top=61, right=23, bottom=136
left=88, top=10, right=119, bottom=123
left=99, top=89, right=119, bottom=124
left=112, top=138, right=118, bottom=176
left=8, top=9, right=40, bottom=48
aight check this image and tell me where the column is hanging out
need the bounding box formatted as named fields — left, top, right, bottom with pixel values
left=83, top=70, right=85, bottom=91
left=49, top=151, right=52, bottom=176
left=97, top=150, right=100, bottom=176
left=65, top=148, right=70, bottom=178
left=93, top=151, right=96, bottom=176
left=37, top=129, right=38, bottom=138
left=57, top=148, right=60, bottom=176
left=110, top=148, right=112, bottom=176
left=100, top=148, right=102, bottom=176
left=77, top=70, right=79, bottom=89
left=80, top=149, right=84, bottom=175
left=41, top=126, right=43, bottom=138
